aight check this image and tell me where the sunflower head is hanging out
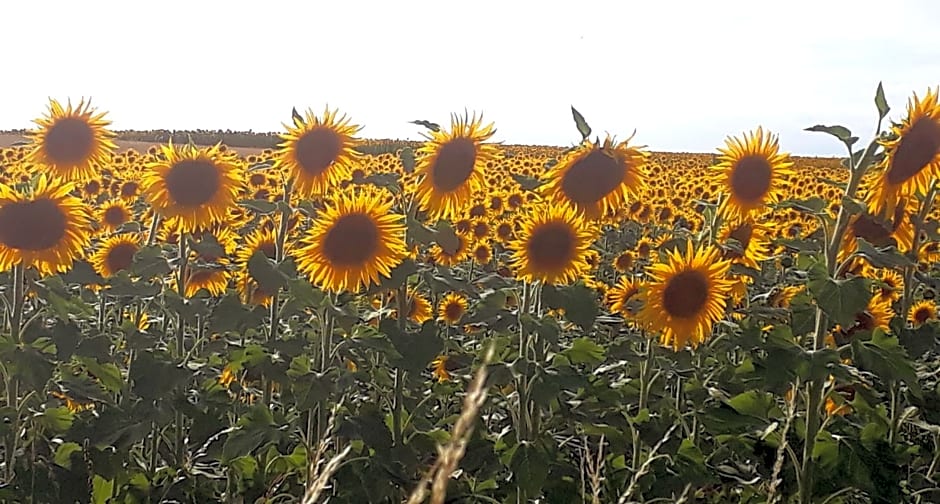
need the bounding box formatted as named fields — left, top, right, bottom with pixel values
left=293, top=190, right=408, bottom=293
left=908, top=300, right=938, bottom=327
left=637, top=240, right=734, bottom=351
left=0, top=175, right=93, bottom=276
left=539, top=135, right=649, bottom=219
left=27, top=98, right=117, bottom=182
left=712, top=127, right=793, bottom=222
left=866, top=87, right=940, bottom=216
left=508, top=203, right=599, bottom=285
left=438, top=292, right=469, bottom=325
left=412, top=112, right=499, bottom=221
left=275, top=106, right=364, bottom=199
left=141, top=142, right=244, bottom=232
left=90, top=233, right=141, bottom=278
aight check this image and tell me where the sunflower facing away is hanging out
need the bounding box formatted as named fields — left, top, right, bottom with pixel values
left=866, top=87, right=940, bottom=216
left=540, top=135, right=649, bottom=219
left=141, top=142, right=244, bottom=232
left=413, top=112, right=499, bottom=221
left=711, top=127, right=794, bottom=222
left=508, top=203, right=599, bottom=285
left=275, top=106, right=363, bottom=199
left=27, top=98, right=117, bottom=182
left=90, top=233, right=141, bottom=277
left=293, top=190, right=408, bottom=293
left=637, top=240, right=734, bottom=351
left=0, top=176, right=93, bottom=276
left=235, top=227, right=280, bottom=306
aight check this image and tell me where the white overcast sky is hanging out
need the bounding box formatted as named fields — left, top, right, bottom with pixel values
left=1, top=0, right=938, bottom=156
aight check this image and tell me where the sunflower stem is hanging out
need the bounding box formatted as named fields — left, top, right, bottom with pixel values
left=801, top=137, right=874, bottom=504
left=174, top=235, right=189, bottom=467
left=145, top=213, right=162, bottom=247
left=901, top=183, right=937, bottom=318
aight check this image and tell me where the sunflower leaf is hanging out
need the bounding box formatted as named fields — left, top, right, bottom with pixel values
left=291, top=107, right=305, bottom=127
left=240, top=199, right=278, bottom=215
left=875, top=82, right=890, bottom=120
left=247, top=251, right=288, bottom=293
left=807, top=261, right=870, bottom=327
left=400, top=147, right=416, bottom=173
left=855, top=238, right=915, bottom=269
left=433, top=221, right=461, bottom=255
left=409, top=120, right=441, bottom=132
left=511, top=173, right=543, bottom=192
left=570, top=106, right=592, bottom=141
left=805, top=124, right=855, bottom=146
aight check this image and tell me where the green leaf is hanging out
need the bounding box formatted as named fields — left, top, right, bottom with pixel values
left=541, top=283, right=598, bottom=330
left=727, top=390, right=774, bottom=419
left=92, top=475, right=114, bottom=504
left=38, top=407, right=74, bottom=434
left=855, top=238, right=915, bottom=269
left=409, top=119, right=441, bottom=132
left=59, top=261, right=105, bottom=285
left=131, top=245, right=171, bottom=279
left=812, top=430, right=840, bottom=469
left=209, top=292, right=266, bottom=334
left=562, top=338, right=606, bottom=366
left=400, top=147, right=416, bottom=173
left=189, top=233, right=226, bottom=259
left=248, top=250, right=288, bottom=293
left=240, top=199, right=278, bottom=215
left=807, top=261, right=870, bottom=327
left=54, top=442, right=83, bottom=469
left=775, top=197, right=828, bottom=214
left=292, top=106, right=305, bottom=126
left=875, top=81, right=890, bottom=120
left=805, top=124, right=856, bottom=146
left=433, top=220, right=461, bottom=255
left=570, top=106, right=592, bottom=140
left=511, top=173, right=544, bottom=191
left=509, top=441, right=550, bottom=496
left=75, top=357, right=125, bottom=393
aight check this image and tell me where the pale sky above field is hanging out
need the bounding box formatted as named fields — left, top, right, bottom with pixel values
left=1, top=0, right=938, bottom=156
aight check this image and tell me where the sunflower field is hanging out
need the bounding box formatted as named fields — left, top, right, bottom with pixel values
left=0, top=83, right=939, bottom=504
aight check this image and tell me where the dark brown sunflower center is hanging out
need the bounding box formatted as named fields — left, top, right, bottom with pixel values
left=914, top=307, right=933, bottom=324
left=295, top=128, right=342, bottom=175
left=105, top=242, right=138, bottom=273
left=662, top=270, right=710, bottom=319
left=727, top=222, right=754, bottom=256
left=560, top=149, right=624, bottom=205
left=615, top=253, right=633, bottom=270
left=887, top=117, right=940, bottom=185
left=852, top=213, right=893, bottom=246
left=430, top=137, right=477, bottom=192
left=103, top=206, right=128, bottom=227
left=249, top=173, right=267, bottom=186
left=165, top=159, right=221, bottom=206
left=259, top=241, right=277, bottom=258
left=730, top=155, right=773, bottom=203
left=444, top=301, right=464, bottom=321
left=525, top=222, right=575, bottom=271
left=322, top=213, right=379, bottom=266
left=474, top=245, right=490, bottom=262
left=0, top=198, right=67, bottom=251
left=120, top=181, right=139, bottom=198
left=44, top=117, right=95, bottom=166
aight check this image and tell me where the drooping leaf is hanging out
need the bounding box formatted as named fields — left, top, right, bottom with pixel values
left=807, top=261, right=870, bottom=327
left=247, top=250, right=288, bottom=293
left=805, top=124, right=856, bottom=146
left=561, top=337, right=606, bottom=366
left=570, top=106, right=592, bottom=141
left=875, top=81, right=890, bottom=120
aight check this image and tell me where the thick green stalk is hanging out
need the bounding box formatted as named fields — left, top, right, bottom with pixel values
left=175, top=236, right=189, bottom=465
left=800, top=139, right=875, bottom=504
left=901, top=184, right=938, bottom=318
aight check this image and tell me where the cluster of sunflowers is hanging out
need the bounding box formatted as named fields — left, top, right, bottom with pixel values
left=1, top=89, right=939, bottom=359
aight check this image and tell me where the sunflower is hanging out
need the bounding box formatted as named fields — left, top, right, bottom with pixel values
left=97, top=200, right=133, bottom=233
left=293, top=190, right=408, bottom=293
left=430, top=233, right=472, bottom=267
left=539, top=135, right=648, bottom=219
left=711, top=127, right=794, bottom=222
left=613, top=250, right=636, bottom=273
left=141, top=142, right=244, bottom=232
left=871, top=268, right=903, bottom=303
left=183, top=263, right=230, bottom=298
left=27, top=98, right=117, bottom=182
left=275, top=106, right=363, bottom=199
left=854, top=297, right=894, bottom=334
left=508, top=203, right=598, bottom=285
left=637, top=240, right=734, bottom=350
left=235, top=227, right=280, bottom=306
left=90, top=234, right=140, bottom=277
left=438, top=292, right=469, bottom=325
left=413, top=112, right=499, bottom=221
left=606, top=276, right=642, bottom=320
left=908, top=300, right=937, bottom=327
left=431, top=356, right=452, bottom=383
left=865, top=87, right=940, bottom=216
left=718, top=219, right=772, bottom=270
left=0, top=175, right=92, bottom=275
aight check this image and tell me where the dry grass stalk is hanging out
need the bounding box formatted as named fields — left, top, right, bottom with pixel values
left=301, top=400, right=352, bottom=504
left=766, top=382, right=799, bottom=504
left=406, top=345, right=496, bottom=504
left=617, top=423, right=678, bottom=504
